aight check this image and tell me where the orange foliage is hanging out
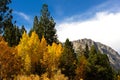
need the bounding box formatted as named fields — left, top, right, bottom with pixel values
left=75, top=55, right=88, bottom=80
left=0, top=36, right=22, bottom=79
left=14, top=74, right=40, bottom=80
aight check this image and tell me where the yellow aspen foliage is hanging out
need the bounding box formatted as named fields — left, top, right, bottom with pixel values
left=17, top=32, right=31, bottom=74
left=40, top=70, right=68, bottom=80
left=42, top=42, right=63, bottom=77
left=24, top=54, right=31, bottom=74
left=17, top=32, right=41, bottom=73
left=40, top=36, right=47, bottom=51
left=28, top=31, right=41, bottom=64
left=40, top=73, right=50, bottom=80
left=29, top=31, right=40, bottom=54
left=17, top=32, right=48, bottom=74
left=14, top=74, right=40, bottom=80
left=39, top=36, right=47, bottom=60
left=52, top=70, right=68, bottom=80
left=48, top=43, right=62, bottom=59
left=17, top=32, right=29, bottom=58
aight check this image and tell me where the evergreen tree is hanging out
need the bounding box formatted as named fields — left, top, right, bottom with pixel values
left=84, top=44, right=89, bottom=58
left=33, top=16, right=39, bottom=31
left=1, top=0, right=23, bottom=46
left=29, top=4, right=57, bottom=45
left=3, top=19, right=14, bottom=46
left=0, top=0, right=12, bottom=34
left=29, top=16, right=39, bottom=36
left=40, top=4, right=57, bottom=45
left=85, top=45, right=116, bottom=80
left=1, top=0, right=26, bottom=46
left=59, top=39, right=76, bottom=80
left=14, top=25, right=21, bottom=45
left=3, top=21, right=25, bottom=46
left=21, top=25, right=26, bottom=35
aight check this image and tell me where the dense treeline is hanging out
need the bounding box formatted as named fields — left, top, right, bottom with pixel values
left=0, top=0, right=120, bottom=80
left=0, top=33, right=118, bottom=80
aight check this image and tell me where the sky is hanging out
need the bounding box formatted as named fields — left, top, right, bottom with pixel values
left=10, top=0, right=120, bottom=53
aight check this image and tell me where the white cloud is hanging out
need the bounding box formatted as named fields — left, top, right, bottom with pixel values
left=57, top=11, right=120, bottom=53
left=14, top=11, right=30, bottom=22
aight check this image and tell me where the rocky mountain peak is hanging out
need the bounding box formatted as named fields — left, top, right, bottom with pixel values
left=72, top=38, right=120, bottom=70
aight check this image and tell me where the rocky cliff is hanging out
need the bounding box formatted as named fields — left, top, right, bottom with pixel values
left=72, top=38, right=120, bottom=70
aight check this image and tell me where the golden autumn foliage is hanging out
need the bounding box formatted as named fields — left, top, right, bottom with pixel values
left=42, top=42, right=63, bottom=77
left=24, top=54, right=31, bottom=74
left=43, top=43, right=63, bottom=69
left=75, top=55, right=88, bottom=80
left=0, top=36, right=22, bottom=79
left=17, top=32, right=30, bottom=74
left=51, top=70, right=68, bottom=80
left=40, top=70, right=68, bottom=80
left=14, top=70, right=68, bottom=80
left=17, top=31, right=44, bottom=74
left=17, top=31, right=63, bottom=76
left=14, top=74, right=40, bottom=80
left=39, top=36, right=47, bottom=61
left=17, top=32, right=29, bottom=58
left=28, top=31, right=42, bottom=63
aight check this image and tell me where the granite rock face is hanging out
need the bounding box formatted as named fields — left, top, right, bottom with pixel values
left=72, top=38, right=120, bottom=70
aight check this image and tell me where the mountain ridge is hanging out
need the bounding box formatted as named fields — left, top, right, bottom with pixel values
left=72, top=38, right=120, bottom=70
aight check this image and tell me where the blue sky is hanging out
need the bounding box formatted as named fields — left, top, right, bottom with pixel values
left=10, top=0, right=120, bottom=53
left=10, top=0, right=108, bottom=29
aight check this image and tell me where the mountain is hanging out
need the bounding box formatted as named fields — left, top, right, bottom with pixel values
left=72, top=38, right=120, bottom=70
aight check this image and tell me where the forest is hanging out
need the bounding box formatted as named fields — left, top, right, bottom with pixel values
left=0, top=0, right=120, bottom=80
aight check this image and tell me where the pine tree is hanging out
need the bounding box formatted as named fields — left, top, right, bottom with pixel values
left=40, top=4, right=57, bottom=45
left=14, top=25, right=21, bottom=45
left=59, top=39, right=76, bottom=80
left=29, top=4, right=57, bottom=45
left=21, top=25, right=26, bottom=35
left=84, top=44, right=89, bottom=58
left=3, top=22, right=23, bottom=46
left=85, top=45, right=116, bottom=80
left=1, top=0, right=26, bottom=46
left=0, top=0, right=12, bottom=34
left=33, top=16, right=39, bottom=31
left=29, top=16, right=39, bottom=36
left=3, top=19, right=14, bottom=46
